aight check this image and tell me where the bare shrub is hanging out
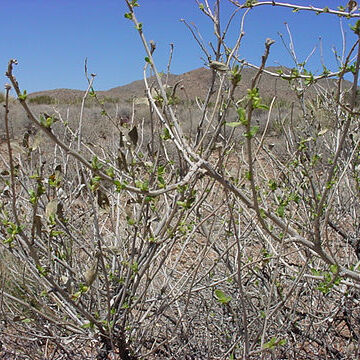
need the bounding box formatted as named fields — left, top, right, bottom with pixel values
left=1, top=1, right=360, bottom=359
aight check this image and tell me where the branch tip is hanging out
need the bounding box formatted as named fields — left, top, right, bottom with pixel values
left=266, top=38, right=275, bottom=46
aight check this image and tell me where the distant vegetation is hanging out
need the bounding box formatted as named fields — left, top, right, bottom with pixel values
left=28, top=94, right=57, bottom=105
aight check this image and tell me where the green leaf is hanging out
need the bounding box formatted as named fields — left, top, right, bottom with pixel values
left=72, top=291, right=82, bottom=300
left=246, top=88, right=268, bottom=109
left=322, top=65, right=330, bottom=76
left=91, top=156, right=103, bottom=170
left=90, top=176, right=101, bottom=191
left=79, top=283, right=89, bottom=292
left=268, top=179, right=277, bottom=191
left=106, top=167, right=115, bottom=178
left=317, top=283, right=331, bottom=294
left=135, top=180, right=149, bottom=191
left=157, top=175, right=166, bottom=188
left=124, top=12, right=132, bottom=20
left=350, top=20, right=360, bottom=35
left=245, top=0, right=257, bottom=7
left=330, top=264, right=338, bottom=274
left=278, top=338, right=287, bottom=346
left=157, top=165, right=165, bottom=175
left=231, top=65, right=242, bottom=86
left=18, top=90, right=27, bottom=101
left=276, top=204, right=285, bottom=218
left=259, top=208, right=266, bottom=218
left=176, top=199, right=194, bottom=209
left=121, top=302, right=130, bottom=309
left=114, top=180, right=127, bottom=192
left=131, top=261, right=139, bottom=273
left=36, top=264, right=48, bottom=276
left=29, top=189, right=37, bottom=204
left=303, top=69, right=314, bottom=85
left=214, top=289, right=232, bottom=305
left=130, top=0, right=139, bottom=7
left=144, top=56, right=151, bottom=64
left=263, top=337, right=277, bottom=349
left=263, top=336, right=287, bottom=349
left=237, top=107, right=247, bottom=125
left=89, top=87, right=95, bottom=97
left=161, top=127, right=171, bottom=140
left=226, top=121, right=242, bottom=128
left=257, top=103, right=269, bottom=110
left=81, top=321, right=94, bottom=329
left=244, top=126, right=259, bottom=139
left=40, top=114, right=54, bottom=128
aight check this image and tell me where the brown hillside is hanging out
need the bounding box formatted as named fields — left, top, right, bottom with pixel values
left=27, top=66, right=348, bottom=105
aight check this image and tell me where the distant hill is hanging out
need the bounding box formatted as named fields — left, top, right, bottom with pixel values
left=27, top=66, right=348, bottom=105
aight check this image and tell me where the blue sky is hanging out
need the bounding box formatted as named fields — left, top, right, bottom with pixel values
left=0, top=1, right=358, bottom=93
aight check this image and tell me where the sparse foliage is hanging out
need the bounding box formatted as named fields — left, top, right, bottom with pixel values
left=1, top=1, right=360, bottom=359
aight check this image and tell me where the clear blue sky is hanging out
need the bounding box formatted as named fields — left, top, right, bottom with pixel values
left=0, top=0, right=358, bottom=94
